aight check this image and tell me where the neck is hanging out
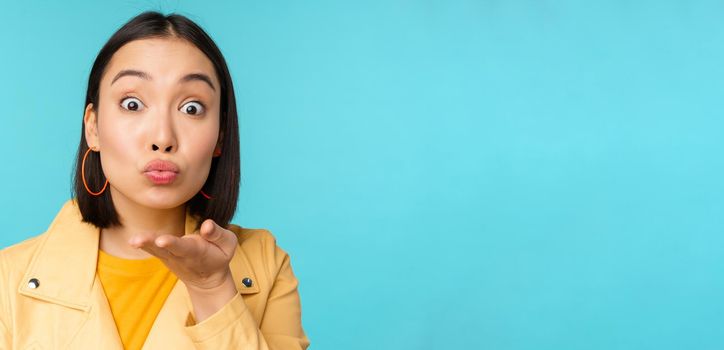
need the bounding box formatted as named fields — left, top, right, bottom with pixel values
left=99, top=187, right=186, bottom=259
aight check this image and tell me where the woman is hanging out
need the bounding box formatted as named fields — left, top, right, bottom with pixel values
left=0, top=11, right=309, bottom=349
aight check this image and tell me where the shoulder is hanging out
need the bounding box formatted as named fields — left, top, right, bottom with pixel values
left=0, top=231, right=47, bottom=311
left=0, top=232, right=47, bottom=274
left=226, top=224, right=286, bottom=256
left=225, top=224, right=291, bottom=276
left=226, top=224, right=276, bottom=245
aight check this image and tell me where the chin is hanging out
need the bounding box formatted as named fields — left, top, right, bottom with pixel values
left=136, top=188, right=190, bottom=210
left=108, top=183, right=190, bottom=211
left=141, top=194, right=188, bottom=209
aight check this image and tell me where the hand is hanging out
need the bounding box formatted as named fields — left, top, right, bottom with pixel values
left=129, top=219, right=239, bottom=291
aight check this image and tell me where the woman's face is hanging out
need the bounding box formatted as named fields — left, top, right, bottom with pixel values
left=84, top=37, right=222, bottom=210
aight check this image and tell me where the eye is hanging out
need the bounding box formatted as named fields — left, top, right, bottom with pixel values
left=120, top=97, right=145, bottom=111
left=180, top=101, right=205, bottom=116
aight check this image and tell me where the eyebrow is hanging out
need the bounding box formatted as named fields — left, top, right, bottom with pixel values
left=110, top=69, right=217, bottom=91
left=180, top=73, right=217, bottom=92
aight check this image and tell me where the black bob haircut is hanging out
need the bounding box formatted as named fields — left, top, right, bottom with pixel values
left=71, top=11, right=240, bottom=230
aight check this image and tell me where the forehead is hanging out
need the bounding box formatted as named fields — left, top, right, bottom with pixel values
left=102, top=37, right=218, bottom=87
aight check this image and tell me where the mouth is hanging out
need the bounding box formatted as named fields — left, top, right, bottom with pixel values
left=143, top=159, right=180, bottom=185
left=144, top=171, right=178, bottom=185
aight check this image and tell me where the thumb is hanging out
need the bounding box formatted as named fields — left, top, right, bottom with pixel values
left=200, top=219, right=238, bottom=252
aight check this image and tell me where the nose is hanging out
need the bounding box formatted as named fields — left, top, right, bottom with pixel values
left=148, top=110, right=177, bottom=153
left=152, top=143, right=173, bottom=152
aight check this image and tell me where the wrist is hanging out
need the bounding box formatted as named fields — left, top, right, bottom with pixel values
left=186, top=272, right=238, bottom=323
left=185, top=269, right=236, bottom=294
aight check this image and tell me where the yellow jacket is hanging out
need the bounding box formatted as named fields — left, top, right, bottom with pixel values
left=0, top=199, right=310, bottom=349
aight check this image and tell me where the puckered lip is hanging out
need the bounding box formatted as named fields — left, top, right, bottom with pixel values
left=144, top=159, right=180, bottom=173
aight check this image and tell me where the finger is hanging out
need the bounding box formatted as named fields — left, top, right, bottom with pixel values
left=155, top=234, right=201, bottom=258
left=199, top=219, right=238, bottom=255
left=129, top=233, right=156, bottom=249
left=130, top=235, right=174, bottom=260
left=142, top=242, right=176, bottom=260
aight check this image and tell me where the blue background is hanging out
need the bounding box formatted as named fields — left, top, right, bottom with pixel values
left=2, top=1, right=724, bottom=349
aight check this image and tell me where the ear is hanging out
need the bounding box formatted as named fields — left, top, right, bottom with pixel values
left=84, top=103, right=100, bottom=150
left=213, top=130, right=224, bottom=157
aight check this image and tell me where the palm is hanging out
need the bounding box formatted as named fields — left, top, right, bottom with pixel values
left=129, top=219, right=238, bottom=290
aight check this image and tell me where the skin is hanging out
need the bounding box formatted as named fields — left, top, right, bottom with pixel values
left=83, top=37, right=237, bottom=323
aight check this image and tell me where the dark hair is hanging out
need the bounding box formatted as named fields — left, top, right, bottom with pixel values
left=72, top=11, right=240, bottom=230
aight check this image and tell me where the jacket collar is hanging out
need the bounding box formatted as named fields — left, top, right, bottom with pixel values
left=18, top=199, right=258, bottom=311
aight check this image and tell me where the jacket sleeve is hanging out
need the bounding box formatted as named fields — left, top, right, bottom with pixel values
left=183, top=233, right=310, bottom=349
left=0, top=250, right=12, bottom=349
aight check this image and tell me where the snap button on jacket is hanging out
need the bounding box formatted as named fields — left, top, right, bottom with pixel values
left=0, top=199, right=310, bottom=349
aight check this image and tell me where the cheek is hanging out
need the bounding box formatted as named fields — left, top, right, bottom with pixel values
left=96, top=110, right=141, bottom=180
left=182, top=124, right=219, bottom=176
left=176, top=124, right=218, bottom=191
